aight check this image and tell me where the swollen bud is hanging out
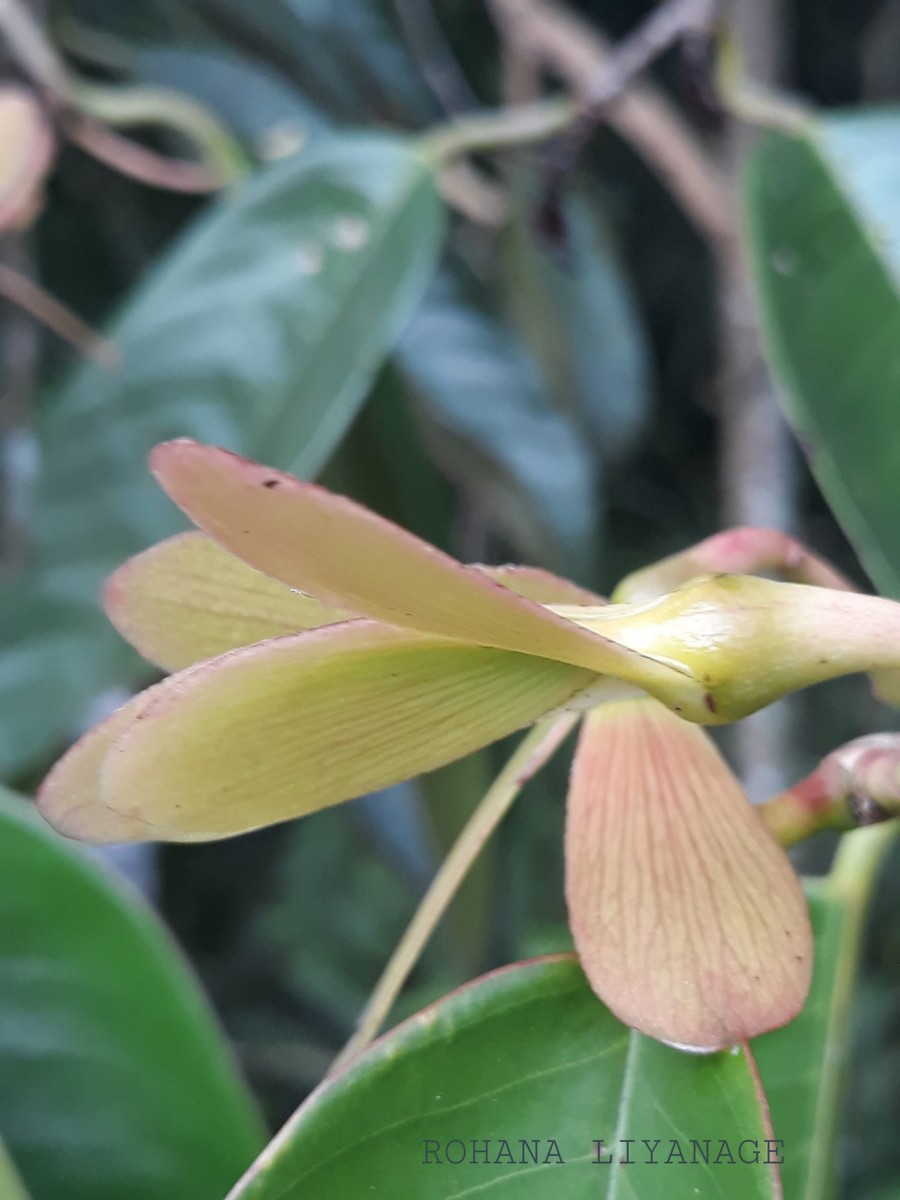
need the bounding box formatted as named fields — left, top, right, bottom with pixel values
left=556, top=574, right=900, bottom=724
left=760, top=732, right=900, bottom=846
left=611, top=527, right=854, bottom=604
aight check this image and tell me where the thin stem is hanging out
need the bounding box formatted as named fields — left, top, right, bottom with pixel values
left=437, top=159, right=509, bottom=226
left=488, top=0, right=729, bottom=245
left=0, top=0, right=247, bottom=189
left=0, top=264, right=116, bottom=365
left=538, top=0, right=719, bottom=217
left=759, top=734, right=900, bottom=847
left=331, top=713, right=579, bottom=1072
left=716, top=0, right=797, bottom=798
left=73, top=81, right=248, bottom=183
left=0, top=0, right=245, bottom=189
left=421, top=96, right=572, bottom=161
left=793, top=823, right=899, bottom=1200
left=827, top=822, right=898, bottom=909
left=740, top=1040, right=784, bottom=1200
left=421, top=0, right=727, bottom=243
left=489, top=0, right=542, bottom=107
left=0, top=0, right=72, bottom=102
left=66, top=118, right=226, bottom=194
left=582, top=0, right=718, bottom=111
left=715, top=31, right=812, bottom=135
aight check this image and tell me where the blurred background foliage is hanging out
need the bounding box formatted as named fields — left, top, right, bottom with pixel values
left=2, top=0, right=900, bottom=1196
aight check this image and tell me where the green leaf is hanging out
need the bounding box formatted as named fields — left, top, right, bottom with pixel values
left=230, top=956, right=780, bottom=1199
left=398, top=264, right=599, bottom=575
left=0, top=788, right=264, bottom=1200
left=743, top=111, right=900, bottom=595
left=189, top=0, right=436, bottom=124
left=755, top=879, right=869, bottom=1200
left=0, top=133, right=443, bottom=775
left=608, top=1036, right=777, bottom=1199
left=0, top=1141, right=29, bottom=1200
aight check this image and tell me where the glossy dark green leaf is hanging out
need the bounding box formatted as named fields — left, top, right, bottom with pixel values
left=755, top=881, right=864, bottom=1200
left=0, top=1142, right=28, bottom=1200
left=744, top=112, right=900, bottom=595
left=0, top=788, right=264, bottom=1200
left=192, top=0, right=436, bottom=124
left=398, top=265, right=599, bottom=575
left=229, top=956, right=780, bottom=1199
left=0, top=133, right=443, bottom=774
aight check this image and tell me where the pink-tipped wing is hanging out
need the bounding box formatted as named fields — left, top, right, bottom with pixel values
left=104, top=531, right=348, bottom=671
left=38, top=683, right=180, bottom=842
left=565, top=697, right=812, bottom=1050
left=149, top=441, right=659, bottom=686
left=41, top=621, right=594, bottom=843
left=104, top=534, right=603, bottom=675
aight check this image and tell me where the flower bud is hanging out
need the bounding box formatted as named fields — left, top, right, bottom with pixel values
left=557, top=574, right=900, bottom=724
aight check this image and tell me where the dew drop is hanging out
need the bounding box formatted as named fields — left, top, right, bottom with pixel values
left=296, top=241, right=324, bottom=276
left=771, top=248, right=797, bottom=276
left=331, top=214, right=370, bottom=251
left=258, top=119, right=307, bottom=161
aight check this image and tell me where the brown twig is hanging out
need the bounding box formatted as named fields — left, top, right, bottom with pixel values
left=487, top=0, right=730, bottom=246
left=0, top=0, right=229, bottom=193
left=532, top=0, right=719, bottom=236
left=331, top=714, right=579, bottom=1071
left=760, top=735, right=900, bottom=846
left=717, top=0, right=795, bottom=797
left=491, top=0, right=543, bottom=106
left=438, top=160, right=509, bottom=227
left=583, top=0, right=718, bottom=111
left=66, top=116, right=223, bottom=193
left=0, top=0, right=71, bottom=103
left=0, top=264, right=116, bottom=365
